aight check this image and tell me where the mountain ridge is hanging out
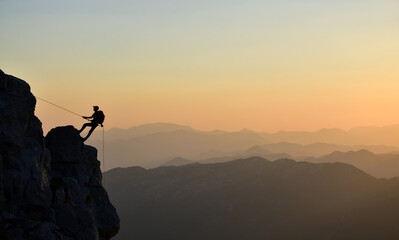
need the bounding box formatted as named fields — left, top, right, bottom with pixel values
left=303, top=149, right=399, bottom=178
left=90, top=122, right=399, bottom=147
left=105, top=156, right=398, bottom=240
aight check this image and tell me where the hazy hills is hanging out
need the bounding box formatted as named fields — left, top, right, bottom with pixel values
left=303, top=150, right=399, bottom=178
left=162, top=147, right=293, bottom=167
left=90, top=122, right=399, bottom=147
left=105, top=157, right=399, bottom=240
left=260, top=142, right=398, bottom=157
left=161, top=157, right=194, bottom=167
left=260, top=124, right=399, bottom=147
left=163, top=147, right=399, bottom=179
left=90, top=122, right=196, bottom=141
left=86, top=123, right=399, bottom=170
left=88, top=125, right=268, bottom=169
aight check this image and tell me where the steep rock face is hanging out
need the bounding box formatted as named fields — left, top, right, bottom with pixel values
left=46, top=126, right=120, bottom=239
left=0, top=70, right=119, bottom=239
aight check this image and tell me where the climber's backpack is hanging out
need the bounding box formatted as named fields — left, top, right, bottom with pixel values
left=96, top=110, right=105, bottom=124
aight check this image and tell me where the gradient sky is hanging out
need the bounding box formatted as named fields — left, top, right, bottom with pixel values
left=1, top=0, right=398, bottom=133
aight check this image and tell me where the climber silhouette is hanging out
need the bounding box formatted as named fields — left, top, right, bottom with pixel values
left=78, top=106, right=105, bottom=142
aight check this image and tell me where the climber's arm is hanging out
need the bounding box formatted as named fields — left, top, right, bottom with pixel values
left=82, top=113, right=95, bottom=120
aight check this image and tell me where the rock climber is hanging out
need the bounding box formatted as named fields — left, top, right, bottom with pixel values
left=78, top=106, right=105, bottom=142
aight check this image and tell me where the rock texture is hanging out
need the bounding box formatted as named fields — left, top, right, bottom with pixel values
left=0, top=70, right=119, bottom=239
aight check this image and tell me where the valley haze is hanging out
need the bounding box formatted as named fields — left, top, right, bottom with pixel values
left=86, top=123, right=399, bottom=175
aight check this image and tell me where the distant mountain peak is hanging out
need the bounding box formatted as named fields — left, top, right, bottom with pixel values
left=239, top=128, right=255, bottom=133
left=328, top=149, right=375, bottom=157
left=162, top=157, right=194, bottom=167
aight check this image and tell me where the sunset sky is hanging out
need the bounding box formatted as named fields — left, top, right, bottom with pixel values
left=1, top=0, right=398, bottom=133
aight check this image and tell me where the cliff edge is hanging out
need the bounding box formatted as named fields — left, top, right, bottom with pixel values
left=0, top=70, right=119, bottom=240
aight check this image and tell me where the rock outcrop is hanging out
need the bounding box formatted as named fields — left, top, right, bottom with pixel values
left=0, top=70, right=119, bottom=239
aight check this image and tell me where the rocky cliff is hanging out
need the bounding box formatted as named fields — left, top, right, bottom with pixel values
left=0, top=70, right=119, bottom=239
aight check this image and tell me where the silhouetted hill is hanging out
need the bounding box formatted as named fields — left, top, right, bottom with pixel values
left=198, top=147, right=292, bottom=164
left=158, top=143, right=399, bottom=170
left=105, top=157, right=399, bottom=240
left=159, top=145, right=292, bottom=166
left=304, top=150, right=399, bottom=178
left=261, top=142, right=398, bottom=157
left=199, top=153, right=293, bottom=165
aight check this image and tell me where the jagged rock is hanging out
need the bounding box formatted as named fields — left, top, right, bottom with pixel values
left=0, top=71, right=51, bottom=239
left=46, top=126, right=84, bottom=164
left=46, top=126, right=120, bottom=239
left=0, top=70, right=119, bottom=239
left=4, top=227, right=23, bottom=240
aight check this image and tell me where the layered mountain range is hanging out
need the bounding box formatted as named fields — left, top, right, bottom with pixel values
left=106, top=157, right=399, bottom=240
left=88, top=124, right=399, bottom=178
left=87, top=124, right=399, bottom=170
left=90, top=123, right=399, bottom=148
left=163, top=147, right=399, bottom=179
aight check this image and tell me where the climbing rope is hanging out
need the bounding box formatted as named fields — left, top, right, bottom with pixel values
left=103, top=126, right=108, bottom=237
left=36, top=95, right=108, bottom=234
left=103, top=126, right=105, bottom=173
left=36, top=96, right=83, bottom=117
